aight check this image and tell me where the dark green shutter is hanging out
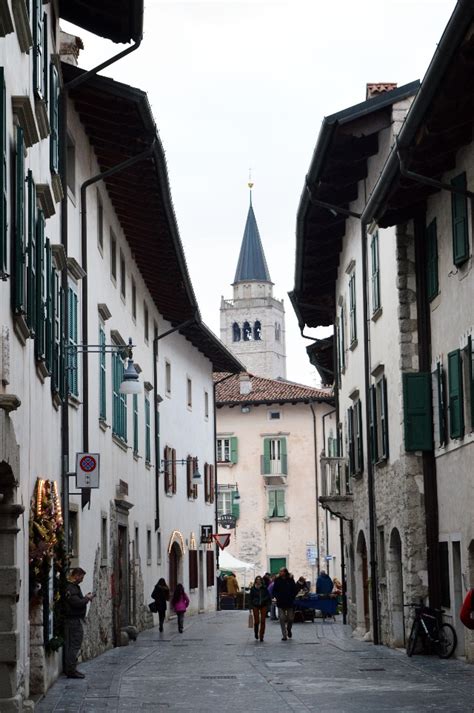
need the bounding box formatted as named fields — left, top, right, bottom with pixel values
left=280, top=437, right=288, bottom=474
left=356, top=400, right=364, bottom=473
left=349, top=273, right=357, bottom=343
left=403, top=372, right=433, bottom=451
left=369, top=385, right=377, bottom=464
left=49, top=63, right=59, bottom=173
left=381, top=376, right=389, bottom=459
left=35, top=210, right=45, bottom=360
left=230, top=436, right=238, bottom=464
left=347, top=407, right=354, bottom=475
left=426, top=218, right=438, bottom=301
left=231, top=491, right=240, bottom=519
left=371, top=233, right=380, bottom=312
left=32, top=0, right=43, bottom=98
left=436, top=363, right=447, bottom=446
left=42, top=13, right=48, bottom=105
left=68, top=288, right=78, bottom=396
left=451, top=173, right=469, bottom=265
left=133, top=394, right=138, bottom=454
left=262, top=438, right=271, bottom=474
left=448, top=349, right=464, bottom=439
left=467, top=336, right=474, bottom=429
left=51, top=270, right=60, bottom=394
left=45, top=239, right=53, bottom=372
left=145, top=396, right=151, bottom=463
left=0, top=68, right=6, bottom=277
left=26, top=171, right=36, bottom=331
left=99, top=327, right=106, bottom=419
left=13, top=126, right=26, bottom=312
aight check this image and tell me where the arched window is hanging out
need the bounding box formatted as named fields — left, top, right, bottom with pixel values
left=253, top=321, right=262, bottom=341
left=232, top=322, right=241, bottom=342
left=275, top=322, right=281, bottom=341
left=243, top=321, right=252, bottom=341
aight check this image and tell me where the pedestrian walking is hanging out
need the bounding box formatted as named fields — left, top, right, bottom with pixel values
left=151, top=577, right=170, bottom=632
left=64, top=567, right=95, bottom=679
left=272, top=567, right=298, bottom=641
left=249, top=575, right=272, bottom=642
left=171, top=583, right=190, bottom=633
left=268, top=575, right=277, bottom=620
left=316, top=570, right=333, bottom=595
left=226, top=572, right=240, bottom=604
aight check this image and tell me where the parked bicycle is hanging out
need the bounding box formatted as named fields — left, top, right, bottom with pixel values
left=404, top=602, right=457, bottom=658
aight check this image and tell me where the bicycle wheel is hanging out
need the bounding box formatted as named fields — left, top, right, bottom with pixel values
left=406, top=620, right=419, bottom=657
left=436, top=623, right=457, bottom=659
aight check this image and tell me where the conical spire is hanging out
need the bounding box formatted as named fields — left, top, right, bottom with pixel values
left=233, top=189, right=271, bottom=283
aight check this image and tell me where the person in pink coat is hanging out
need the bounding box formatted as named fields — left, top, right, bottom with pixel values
left=171, top=583, right=190, bottom=633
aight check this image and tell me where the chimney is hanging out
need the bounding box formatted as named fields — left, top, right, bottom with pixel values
left=366, top=83, right=398, bottom=100
left=239, top=373, right=252, bottom=396
left=60, top=30, right=84, bottom=66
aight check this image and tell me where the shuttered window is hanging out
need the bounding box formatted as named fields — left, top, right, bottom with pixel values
left=67, top=287, right=78, bottom=396
left=206, top=550, right=215, bottom=587
left=32, top=1, right=44, bottom=99
left=99, top=326, right=106, bottom=419
left=448, top=349, right=464, bottom=439
left=369, top=385, right=377, bottom=464
left=44, top=239, right=53, bottom=372
left=403, top=372, right=433, bottom=451
left=13, top=126, right=26, bottom=313
left=204, top=463, right=215, bottom=504
left=348, top=401, right=364, bottom=474
left=268, top=489, right=285, bottom=518
left=189, top=550, right=198, bottom=589
left=112, top=349, right=127, bottom=440
left=0, top=68, right=7, bottom=278
left=186, top=455, right=193, bottom=499
left=51, top=269, right=63, bottom=397
left=426, top=218, right=439, bottom=301
left=451, top=173, right=470, bottom=266
left=164, top=446, right=172, bottom=493
left=145, top=395, right=151, bottom=464
left=371, top=232, right=380, bottom=313
left=34, top=210, right=46, bottom=361
left=432, top=363, right=447, bottom=448
left=338, top=306, right=345, bottom=375
left=231, top=489, right=240, bottom=519
left=26, top=171, right=36, bottom=331
left=349, top=272, right=357, bottom=344
left=262, top=437, right=288, bottom=475
left=49, top=63, right=60, bottom=173
left=132, top=394, right=139, bottom=455
left=464, top=336, right=474, bottom=430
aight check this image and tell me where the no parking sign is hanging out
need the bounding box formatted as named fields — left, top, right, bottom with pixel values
left=76, top=453, right=100, bottom=489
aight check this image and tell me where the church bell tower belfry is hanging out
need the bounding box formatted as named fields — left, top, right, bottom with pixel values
left=220, top=184, right=286, bottom=379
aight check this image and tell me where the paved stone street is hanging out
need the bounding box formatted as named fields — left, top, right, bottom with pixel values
left=36, top=611, right=474, bottom=712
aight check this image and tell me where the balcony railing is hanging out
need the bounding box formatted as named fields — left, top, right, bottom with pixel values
left=320, top=456, right=351, bottom=498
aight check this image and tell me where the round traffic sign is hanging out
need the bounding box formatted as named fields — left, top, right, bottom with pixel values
left=79, top=455, right=97, bottom=472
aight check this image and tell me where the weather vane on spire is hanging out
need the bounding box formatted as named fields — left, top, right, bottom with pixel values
left=248, top=168, right=254, bottom=205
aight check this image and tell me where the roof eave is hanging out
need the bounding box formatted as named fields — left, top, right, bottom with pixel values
left=59, top=1, right=144, bottom=44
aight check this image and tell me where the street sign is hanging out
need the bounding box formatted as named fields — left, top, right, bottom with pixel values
left=219, top=513, right=236, bottom=530
left=306, top=545, right=318, bottom=565
left=76, top=452, right=100, bottom=489
left=201, top=525, right=213, bottom=543
left=212, top=533, right=231, bottom=550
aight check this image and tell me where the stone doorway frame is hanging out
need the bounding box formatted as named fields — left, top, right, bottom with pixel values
left=355, top=529, right=370, bottom=635
left=388, top=527, right=404, bottom=646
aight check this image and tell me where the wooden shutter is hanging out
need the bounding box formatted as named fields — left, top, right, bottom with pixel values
left=403, top=372, right=433, bottom=451
left=369, top=385, right=377, bottom=464
left=51, top=269, right=60, bottom=393
left=451, top=173, right=469, bottom=265
left=132, top=394, right=138, bottom=454
left=189, top=550, right=198, bottom=589
left=280, top=438, right=288, bottom=474
left=467, top=336, right=474, bottom=429
left=99, top=327, right=106, bottom=419
left=230, top=436, right=238, bottom=464
left=13, top=126, right=26, bottom=312
left=186, top=456, right=193, bottom=498
left=209, top=464, right=215, bottom=504
left=267, top=490, right=276, bottom=517
left=34, top=210, right=46, bottom=360
left=276, top=490, right=285, bottom=517
left=145, top=396, right=151, bottom=463
left=231, top=490, right=240, bottom=519
left=204, top=463, right=209, bottom=502
left=262, top=438, right=271, bottom=474
left=42, top=13, right=47, bottom=103
left=163, top=446, right=170, bottom=492
left=26, top=171, right=36, bottom=331
left=0, top=68, right=6, bottom=277
left=436, top=363, right=447, bottom=446
left=426, top=218, right=438, bottom=301
left=206, top=550, right=215, bottom=587
left=45, top=239, right=53, bottom=372
left=172, top=448, right=177, bottom=493
left=448, top=349, right=464, bottom=439
left=381, top=376, right=389, bottom=459
left=371, top=233, right=380, bottom=312
left=32, top=0, right=43, bottom=98
left=355, top=400, right=363, bottom=473
left=50, top=63, right=59, bottom=173
left=347, top=407, right=354, bottom=475
left=192, top=457, right=198, bottom=498
left=349, top=273, right=357, bottom=343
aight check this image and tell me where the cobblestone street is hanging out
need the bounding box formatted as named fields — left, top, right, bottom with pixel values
left=36, top=611, right=474, bottom=712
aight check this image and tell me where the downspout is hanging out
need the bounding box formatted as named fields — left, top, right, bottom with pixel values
left=152, top=316, right=198, bottom=531
left=79, top=143, right=156, bottom=510
left=398, top=154, right=474, bottom=202
left=65, top=38, right=142, bottom=93
left=309, top=402, right=321, bottom=577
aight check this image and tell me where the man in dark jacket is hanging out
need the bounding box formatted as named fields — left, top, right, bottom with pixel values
left=272, top=568, right=298, bottom=640
left=64, top=567, right=94, bottom=678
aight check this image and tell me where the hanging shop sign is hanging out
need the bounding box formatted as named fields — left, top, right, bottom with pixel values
left=212, top=533, right=231, bottom=550
left=218, top=514, right=236, bottom=529
left=75, top=452, right=100, bottom=489
left=201, top=525, right=213, bottom=544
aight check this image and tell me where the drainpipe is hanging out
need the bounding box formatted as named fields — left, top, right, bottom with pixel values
left=79, top=143, right=156, bottom=510
left=398, top=154, right=474, bottom=202
left=309, top=402, right=321, bottom=577
left=65, top=38, right=143, bottom=93
left=152, top=316, right=198, bottom=531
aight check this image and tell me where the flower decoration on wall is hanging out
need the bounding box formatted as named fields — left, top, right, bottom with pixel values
left=29, top=478, right=65, bottom=598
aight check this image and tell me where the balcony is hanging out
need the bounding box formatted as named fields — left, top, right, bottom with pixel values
left=261, top=456, right=287, bottom=484
left=319, top=456, right=353, bottom=520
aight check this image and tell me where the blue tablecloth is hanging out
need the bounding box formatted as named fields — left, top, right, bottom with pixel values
left=294, top=594, right=338, bottom=616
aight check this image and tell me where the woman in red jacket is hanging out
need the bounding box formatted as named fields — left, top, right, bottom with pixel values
left=171, top=583, right=190, bottom=633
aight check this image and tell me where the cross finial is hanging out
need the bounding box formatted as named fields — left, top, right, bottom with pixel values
left=248, top=168, right=254, bottom=205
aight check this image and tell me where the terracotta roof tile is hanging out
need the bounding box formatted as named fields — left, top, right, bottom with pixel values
left=214, top=372, right=332, bottom=405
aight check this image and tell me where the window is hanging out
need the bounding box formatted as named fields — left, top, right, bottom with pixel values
left=131, top=278, right=136, bottom=320
left=204, top=391, right=209, bottom=419
left=402, top=372, right=433, bottom=451
left=253, top=320, right=262, bottom=340
left=204, top=463, right=215, bottom=504
left=268, top=411, right=280, bottom=420
left=268, top=489, right=285, bottom=518
left=100, top=516, right=108, bottom=565
left=349, top=272, right=357, bottom=345
left=110, top=230, right=117, bottom=281
left=217, top=437, right=237, bottom=464
left=120, top=251, right=126, bottom=299
left=243, top=321, right=251, bottom=340
left=451, top=172, right=470, bottom=266
left=34, top=211, right=47, bottom=362
left=50, top=63, right=60, bottom=175
left=32, top=1, right=45, bottom=99
left=67, top=286, right=78, bottom=396
left=132, top=394, right=139, bottom=455
left=347, top=400, right=363, bottom=475
left=144, top=302, right=149, bottom=342
left=163, top=445, right=175, bottom=494
left=432, top=363, right=447, bottom=448
left=269, top=557, right=286, bottom=574
left=262, top=437, right=287, bottom=475
left=217, top=485, right=239, bottom=519
left=0, top=68, right=7, bottom=278
left=275, top=322, right=281, bottom=342
left=66, top=135, right=75, bottom=196
left=206, top=550, right=215, bottom=587
left=165, top=361, right=171, bottom=395
left=463, top=336, right=474, bottom=431
left=186, top=455, right=198, bottom=499
left=97, top=192, right=103, bottom=252
left=448, top=349, right=464, bottom=439
left=189, top=550, right=198, bottom=589
left=51, top=267, right=64, bottom=399
left=134, top=526, right=139, bottom=562
left=146, top=529, right=152, bottom=565
left=145, top=395, right=151, bottom=464
left=99, top=325, right=106, bottom=420
left=426, top=218, right=438, bottom=301
left=112, top=349, right=127, bottom=441
left=13, top=126, right=26, bottom=313
left=369, top=376, right=389, bottom=463
left=232, top=322, right=241, bottom=342
left=337, top=306, right=345, bottom=376
left=371, top=232, right=380, bottom=313
left=26, top=171, right=36, bottom=330
left=186, top=377, right=192, bottom=409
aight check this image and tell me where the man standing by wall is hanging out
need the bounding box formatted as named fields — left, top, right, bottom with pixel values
left=64, top=568, right=95, bottom=678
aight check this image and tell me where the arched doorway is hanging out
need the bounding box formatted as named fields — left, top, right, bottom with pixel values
left=356, top=530, right=370, bottom=634
left=169, top=542, right=183, bottom=594
left=388, top=528, right=404, bottom=646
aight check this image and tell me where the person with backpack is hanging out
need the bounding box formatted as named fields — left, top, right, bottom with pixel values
left=171, top=583, right=190, bottom=633
left=151, top=578, right=170, bottom=633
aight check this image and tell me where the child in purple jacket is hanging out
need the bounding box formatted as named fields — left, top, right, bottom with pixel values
left=171, top=583, right=190, bottom=633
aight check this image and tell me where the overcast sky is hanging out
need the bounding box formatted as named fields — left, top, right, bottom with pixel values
left=63, top=0, right=457, bottom=386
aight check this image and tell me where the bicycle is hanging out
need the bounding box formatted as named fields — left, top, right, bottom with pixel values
left=404, top=602, right=457, bottom=658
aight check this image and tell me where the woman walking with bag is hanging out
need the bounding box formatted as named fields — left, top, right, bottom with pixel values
left=151, top=578, right=170, bottom=633
left=171, top=583, right=190, bottom=633
left=249, top=575, right=272, bottom=642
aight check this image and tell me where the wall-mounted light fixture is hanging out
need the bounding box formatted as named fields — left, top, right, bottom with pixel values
left=64, top=337, right=141, bottom=395
left=160, top=457, right=202, bottom=485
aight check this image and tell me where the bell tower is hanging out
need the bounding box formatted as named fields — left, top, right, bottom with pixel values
left=220, top=184, right=286, bottom=379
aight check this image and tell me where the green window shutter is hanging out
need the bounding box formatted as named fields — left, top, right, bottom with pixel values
left=32, top=0, right=43, bottom=98
left=67, top=287, right=78, bottom=396
left=340, top=307, right=345, bottom=371
left=369, top=385, right=377, bottom=464
left=51, top=270, right=60, bottom=394
left=133, top=394, right=138, bottom=454
left=267, top=490, right=276, bottom=518
left=0, top=68, right=7, bottom=277
left=467, top=336, right=474, bottom=429
left=230, top=436, right=238, bottom=464
left=349, top=273, right=357, bottom=343
left=371, top=233, right=380, bottom=312
left=451, top=173, right=469, bottom=266
left=403, top=372, right=433, bottom=451
left=45, top=239, right=53, bottom=372
left=356, top=400, right=364, bottom=473
left=276, top=490, right=285, bottom=517
left=145, top=396, right=151, bottom=463
left=35, top=210, right=45, bottom=361
left=381, top=376, right=389, bottom=459
left=436, top=363, right=447, bottom=446
left=448, top=349, right=464, bottom=439
left=262, top=438, right=271, bottom=474
left=347, top=407, right=354, bottom=475
left=426, top=219, right=438, bottom=301
left=26, top=171, right=36, bottom=331
left=49, top=63, right=59, bottom=173
left=280, top=437, right=288, bottom=474
left=231, top=490, right=240, bottom=519
left=99, top=327, right=106, bottom=419
left=42, top=13, right=48, bottom=106
left=13, top=126, right=26, bottom=313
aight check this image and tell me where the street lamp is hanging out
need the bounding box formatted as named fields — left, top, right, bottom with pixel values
left=65, top=337, right=141, bottom=394
left=160, top=458, right=202, bottom=484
